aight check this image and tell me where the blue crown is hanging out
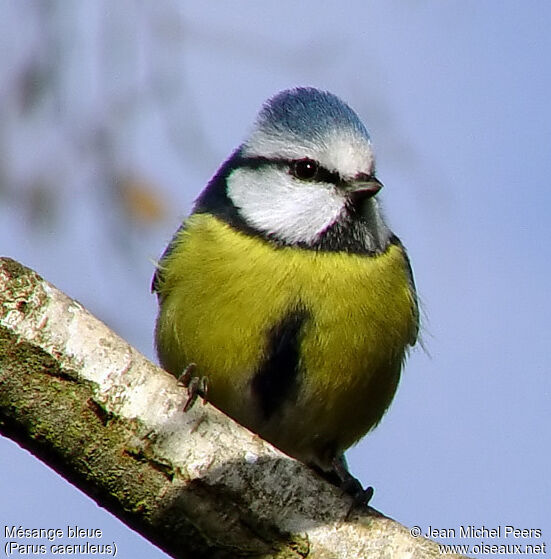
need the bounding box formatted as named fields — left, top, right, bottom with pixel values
left=256, top=87, right=370, bottom=142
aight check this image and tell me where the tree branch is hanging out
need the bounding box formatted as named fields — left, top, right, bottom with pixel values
left=0, top=257, right=464, bottom=559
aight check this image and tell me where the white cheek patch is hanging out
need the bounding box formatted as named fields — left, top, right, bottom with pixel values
left=227, top=167, right=346, bottom=244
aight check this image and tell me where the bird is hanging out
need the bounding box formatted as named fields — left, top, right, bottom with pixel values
left=152, top=87, right=419, bottom=505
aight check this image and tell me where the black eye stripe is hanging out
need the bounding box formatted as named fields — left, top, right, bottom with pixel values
left=314, top=165, right=340, bottom=185
left=238, top=156, right=341, bottom=186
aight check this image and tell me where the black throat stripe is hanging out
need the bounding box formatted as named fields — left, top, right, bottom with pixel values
left=251, top=309, right=308, bottom=420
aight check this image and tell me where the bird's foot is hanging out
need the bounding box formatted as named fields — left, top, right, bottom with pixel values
left=177, top=363, right=208, bottom=412
left=331, top=456, right=374, bottom=519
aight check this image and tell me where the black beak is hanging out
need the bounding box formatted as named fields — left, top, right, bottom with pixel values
left=344, top=175, right=383, bottom=201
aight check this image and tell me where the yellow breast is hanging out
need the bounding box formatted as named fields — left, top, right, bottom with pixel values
left=155, top=213, right=417, bottom=465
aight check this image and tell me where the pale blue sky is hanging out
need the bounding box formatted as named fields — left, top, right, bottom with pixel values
left=1, top=3, right=549, bottom=556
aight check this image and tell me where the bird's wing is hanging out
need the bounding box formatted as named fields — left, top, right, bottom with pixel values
left=391, top=235, right=420, bottom=346
left=151, top=222, right=187, bottom=295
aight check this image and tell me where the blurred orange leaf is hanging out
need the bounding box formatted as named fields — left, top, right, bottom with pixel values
left=118, top=176, right=167, bottom=225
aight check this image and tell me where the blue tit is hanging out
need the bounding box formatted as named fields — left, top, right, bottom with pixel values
left=152, top=87, right=419, bottom=502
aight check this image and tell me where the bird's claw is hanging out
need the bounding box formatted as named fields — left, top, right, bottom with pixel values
left=331, top=456, right=374, bottom=519
left=178, top=363, right=208, bottom=412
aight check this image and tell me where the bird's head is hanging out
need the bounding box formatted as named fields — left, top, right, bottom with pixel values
left=197, top=87, right=391, bottom=253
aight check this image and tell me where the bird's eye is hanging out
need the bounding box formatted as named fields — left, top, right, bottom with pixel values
left=291, top=158, right=319, bottom=181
